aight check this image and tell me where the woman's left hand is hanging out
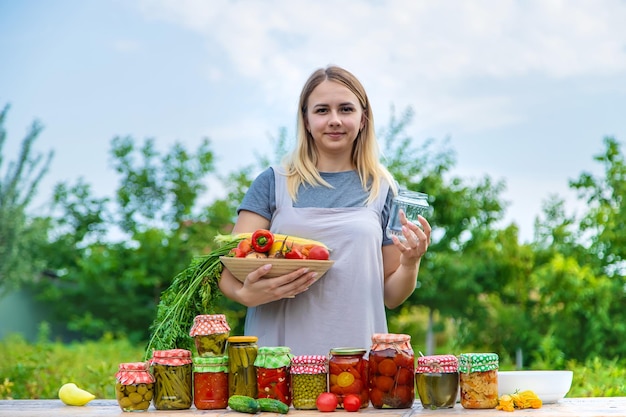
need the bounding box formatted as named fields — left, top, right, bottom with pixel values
left=391, top=211, right=431, bottom=263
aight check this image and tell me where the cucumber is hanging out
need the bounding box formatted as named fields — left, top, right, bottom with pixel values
left=257, top=398, right=290, bottom=414
left=228, top=395, right=260, bottom=414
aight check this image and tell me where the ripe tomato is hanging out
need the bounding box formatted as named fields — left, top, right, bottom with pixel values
left=307, top=245, right=330, bottom=260
left=343, top=394, right=361, bottom=412
left=316, top=392, right=338, bottom=412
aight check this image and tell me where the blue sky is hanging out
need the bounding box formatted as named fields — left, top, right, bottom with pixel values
left=1, top=0, right=625, bottom=242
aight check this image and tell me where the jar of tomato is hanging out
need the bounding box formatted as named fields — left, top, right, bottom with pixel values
left=328, top=347, right=369, bottom=409
left=189, top=314, right=230, bottom=357
left=150, top=349, right=192, bottom=410
left=114, top=361, right=155, bottom=412
left=290, top=355, right=328, bottom=410
left=458, top=353, right=499, bottom=409
left=193, top=355, right=229, bottom=410
left=254, top=346, right=292, bottom=406
left=368, top=333, right=415, bottom=409
left=415, top=354, right=459, bottom=409
left=227, top=336, right=258, bottom=398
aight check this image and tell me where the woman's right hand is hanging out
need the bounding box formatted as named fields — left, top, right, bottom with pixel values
left=235, top=265, right=318, bottom=307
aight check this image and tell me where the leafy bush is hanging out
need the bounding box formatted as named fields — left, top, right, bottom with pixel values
left=0, top=324, right=145, bottom=399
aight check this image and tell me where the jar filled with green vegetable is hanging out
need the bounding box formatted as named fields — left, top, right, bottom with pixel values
left=254, top=346, right=292, bottom=406
left=291, top=355, right=328, bottom=410
left=189, top=314, right=230, bottom=357
left=150, top=349, right=193, bottom=410
left=227, top=336, right=258, bottom=398
left=415, top=354, right=459, bottom=409
left=114, top=361, right=155, bottom=412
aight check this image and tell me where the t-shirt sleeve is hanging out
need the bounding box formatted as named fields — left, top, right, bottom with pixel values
left=237, top=167, right=276, bottom=221
left=382, top=187, right=394, bottom=246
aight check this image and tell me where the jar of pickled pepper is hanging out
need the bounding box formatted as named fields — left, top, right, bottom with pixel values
left=150, top=349, right=193, bottom=410
left=254, top=346, right=293, bottom=406
left=291, top=355, right=328, bottom=410
left=189, top=314, right=231, bottom=357
left=193, top=355, right=229, bottom=410
left=328, top=347, right=369, bottom=409
left=415, top=354, right=459, bottom=409
left=368, top=333, right=415, bottom=409
left=227, top=336, right=259, bottom=397
left=115, top=361, right=155, bottom=412
left=458, top=353, right=499, bottom=409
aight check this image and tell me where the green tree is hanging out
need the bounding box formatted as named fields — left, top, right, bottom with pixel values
left=0, top=104, right=53, bottom=296
left=36, top=136, right=220, bottom=341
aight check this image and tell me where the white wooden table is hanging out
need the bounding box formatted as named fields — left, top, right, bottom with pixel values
left=0, top=398, right=624, bottom=417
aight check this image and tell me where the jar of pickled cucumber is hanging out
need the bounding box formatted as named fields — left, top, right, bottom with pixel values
left=328, top=347, right=369, bottom=409
left=227, top=336, right=258, bottom=397
left=193, top=355, right=229, bottom=410
left=115, top=361, right=155, bottom=412
left=415, top=354, right=459, bottom=409
left=150, top=349, right=193, bottom=410
left=189, top=314, right=230, bottom=357
left=291, top=355, right=327, bottom=410
left=254, top=346, right=292, bottom=405
left=368, top=333, right=415, bottom=409
left=458, top=353, right=499, bottom=409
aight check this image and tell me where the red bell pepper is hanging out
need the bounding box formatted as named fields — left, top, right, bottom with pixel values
left=251, top=229, right=274, bottom=253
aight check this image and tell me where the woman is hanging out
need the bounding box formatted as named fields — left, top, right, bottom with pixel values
left=219, top=65, right=431, bottom=355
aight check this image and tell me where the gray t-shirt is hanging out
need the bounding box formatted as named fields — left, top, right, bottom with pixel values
left=239, top=167, right=394, bottom=246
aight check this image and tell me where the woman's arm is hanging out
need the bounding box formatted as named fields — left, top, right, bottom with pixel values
left=218, top=210, right=319, bottom=307
left=382, top=214, right=431, bottom=309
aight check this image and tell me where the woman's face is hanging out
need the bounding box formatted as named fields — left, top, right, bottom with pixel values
left=305, top=80, right=365, bottom=157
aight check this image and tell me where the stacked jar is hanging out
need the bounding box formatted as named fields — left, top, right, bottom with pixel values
left=458, top=353, right=499, bottom=409
left=114, top=361, right=155, bottom=412
left=227, top=336, right=259, bottom=397
left=150, top=349, right=193, bottom=410
left=415, top=354, right=459, bottom=409
left=189, top=314, right=230, bottom=357
left=193, top=355, right=229, bottom=410
left=254, top=346, right=293, bottom=406
left=290, top=355, right=328, bottom=410
left=368, top=333, right=415, bottom=409
left=328, top=347, right=369, bottom=409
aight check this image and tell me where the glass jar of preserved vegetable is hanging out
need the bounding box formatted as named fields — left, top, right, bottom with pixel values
left=415, top=354, right=459, bottom=409
left=254, top=346, right=292, bottom=406
left=115, top=361, right=155, bottom=412
left=368, top=333, right=415, bottom=409
left=189, top=314, right=230, bottom=357
left=291, top=355, right=328, bottom=410
left=328, top=347, right=369, bottom=409
left=458, top=353, right=499, bottom=409
left=193, top=355, right=229, bottom=410
left=150, top=349, right=192, bottom=410
left=227, top=335, right=258, bottom=398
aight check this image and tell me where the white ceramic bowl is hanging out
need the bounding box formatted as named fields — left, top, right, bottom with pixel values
left=498, top=370, right=573, bottom=404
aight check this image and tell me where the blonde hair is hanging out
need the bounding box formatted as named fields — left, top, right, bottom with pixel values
left=282, top=65, right=397, bottom=205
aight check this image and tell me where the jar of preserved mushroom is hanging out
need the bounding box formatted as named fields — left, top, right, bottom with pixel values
left=458, top=352, right=499, bottom=409
left=189, top=314, right=230, bottom=357
left=115, top=361, right=155, bottom=412
left=150, top=349, right=192, bottom=410
left=291, top=355, right=328, bottom=410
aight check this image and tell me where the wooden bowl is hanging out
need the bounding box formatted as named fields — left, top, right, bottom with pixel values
left=220, top=256, right=334, bottom=282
